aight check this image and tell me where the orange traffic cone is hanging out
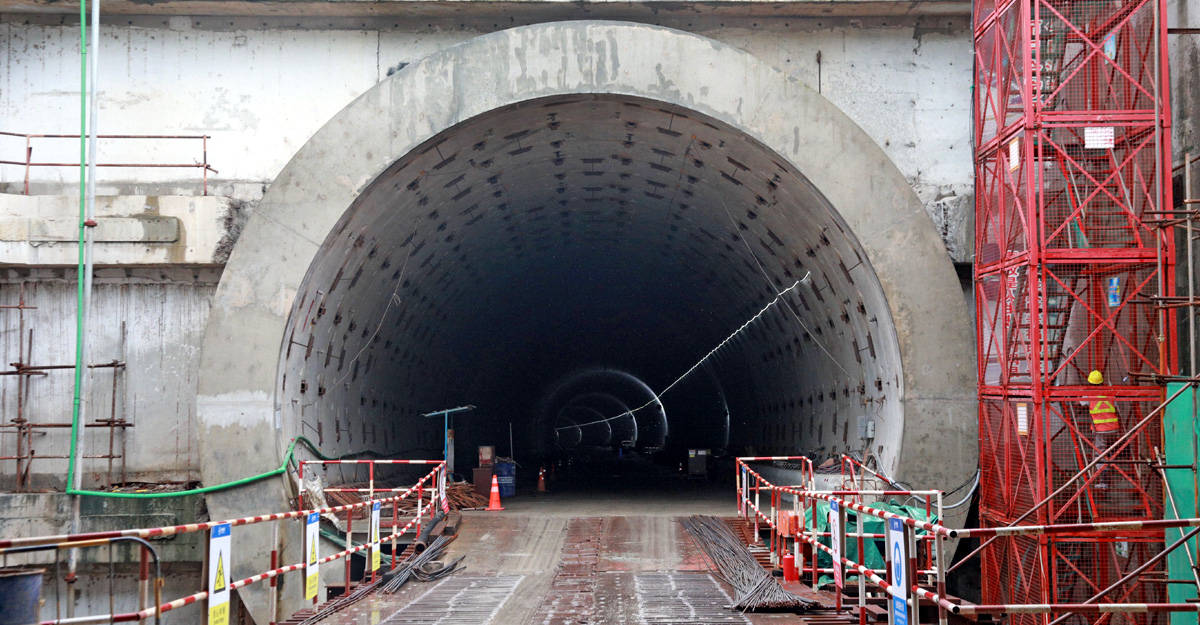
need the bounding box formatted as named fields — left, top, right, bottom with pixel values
left=537, top=467, right=547, bottom=492
left=486, top=475, right=504, bottom=511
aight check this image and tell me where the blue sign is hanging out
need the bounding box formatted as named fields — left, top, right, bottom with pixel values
left=887, top=517, right=909, bottom=625
left=210, top=523, right=231, bottom=539
left=1107, top=277, right=1121, bottom=307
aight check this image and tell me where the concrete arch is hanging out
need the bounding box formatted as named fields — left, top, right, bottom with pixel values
left=196, top=20, right=975, bottom=620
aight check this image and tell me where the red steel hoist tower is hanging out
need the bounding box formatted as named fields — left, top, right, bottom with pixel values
left=973, top=0, right=1175, bottom=619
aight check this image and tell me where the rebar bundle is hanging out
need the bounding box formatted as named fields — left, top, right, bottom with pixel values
left=680, top=515, right=819, bottom=612
left=381, top=534, right=463, bottom=594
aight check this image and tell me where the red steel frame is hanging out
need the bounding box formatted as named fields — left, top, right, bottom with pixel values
left=973, top=0, right=1175, bottom=620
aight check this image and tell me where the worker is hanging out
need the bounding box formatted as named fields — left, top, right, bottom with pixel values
left=1085, top=370, right=1119, bottom=489
left=1086, top=370, right=1119, bottom=433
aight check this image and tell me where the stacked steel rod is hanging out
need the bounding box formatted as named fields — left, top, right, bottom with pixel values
left=381, top=535, right=463, bottom=593
left=680, top=515, right=819, bottom=612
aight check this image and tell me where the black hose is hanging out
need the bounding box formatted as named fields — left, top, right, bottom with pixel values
left=413, top=511, right=446, bottom=553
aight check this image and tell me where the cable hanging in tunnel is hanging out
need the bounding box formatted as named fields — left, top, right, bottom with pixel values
left=554, top=276, right=806, bottom=431
left=333, top=229, right=416, bottom=387
left=719, top=199, right=853, bottom=378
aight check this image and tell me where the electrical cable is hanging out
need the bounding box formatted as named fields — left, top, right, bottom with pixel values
left=555, top=279, right=804, bottom=431
left=720, top=200, right=853, bottom=377
left=335, top=231, right=414, bottom=386
left=66, top=436, right=369, bottom=499
left=941, top=470, right=981, bottom=510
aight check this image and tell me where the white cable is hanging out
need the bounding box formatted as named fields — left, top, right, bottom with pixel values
left=335, top=232, right=414, bottom=386
left=720, top=201, right=853, bottom=377
left=554, top=278, right=804, bottom=431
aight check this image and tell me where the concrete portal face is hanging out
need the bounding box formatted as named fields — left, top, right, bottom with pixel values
left=197, top=20, right=975, bottom=619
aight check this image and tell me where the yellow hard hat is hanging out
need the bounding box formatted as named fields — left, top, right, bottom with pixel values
left=1087, top=370, right=1103, bottom=385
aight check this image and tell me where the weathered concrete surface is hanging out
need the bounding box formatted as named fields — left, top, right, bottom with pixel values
left=0, top=195, right=231, bottom=265
left=195, top=21, right=975, bottom=621
left=0, top=0, right=969, bottom=18
left=0, top=14, right=975, bottom=260
left=1171, top=0, right=1199, bottom=164
left=0, top=268, right=218, bottom=489
left=0, top=493, right=206, bottom=565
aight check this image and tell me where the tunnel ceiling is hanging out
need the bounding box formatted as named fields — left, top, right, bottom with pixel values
left=278, top=94, right=902, bottom=462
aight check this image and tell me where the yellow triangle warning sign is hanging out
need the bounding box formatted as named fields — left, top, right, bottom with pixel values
left=310, top=537, right=318, bottom=565
left=213, top=553, right=226, bottom=592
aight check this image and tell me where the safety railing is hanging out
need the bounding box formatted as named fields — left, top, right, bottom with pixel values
left=0, top=460, right=447, bottom=625
left=0, top=536, right=164, bottom=625
left=0, top=131, right=218, bottom=195
left=735, top=455, right=1200, bottom=625
left=839, top=454, right=892, bottom=491
left=734, top=456, right=814, bottom=562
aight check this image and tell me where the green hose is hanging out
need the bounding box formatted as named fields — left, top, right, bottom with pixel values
left=66, top=0, right=88, bottom=501
left=67, top=436, right=347, bottom=499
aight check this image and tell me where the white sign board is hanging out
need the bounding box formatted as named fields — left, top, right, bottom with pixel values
left=1009, top=137, right=1020, bottom=172
left=1084, top=126, right=1115, bottom=149
left=208, top=523, right=232, bottom=625
left=887, top=517, right=909, bottom=625
left=370, top=501, right=382, bottom=572
left=829, top=501, right=844, bottom=589
left=439, top=469, right=449, bottom=513
left=305, top=512, right=320, bottom=600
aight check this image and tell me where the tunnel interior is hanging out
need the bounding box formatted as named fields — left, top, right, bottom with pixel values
left=277, top=94, right=904, bottom=487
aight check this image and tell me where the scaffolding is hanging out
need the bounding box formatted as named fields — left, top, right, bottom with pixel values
left=973, top=0, right=1180, bottom=620
left=0, top=282, right=130, bottom=492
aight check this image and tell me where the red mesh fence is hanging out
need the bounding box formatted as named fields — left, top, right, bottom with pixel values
left=975, top=2, right=1029, bottom=149
left=979, top=398, right=1045, bottom=522
left=1037, top=124, right=1161, bottom=252
left=976, top=130, right=1033, bottom=273
left=974, top=0, right=1172, bottom=616
left=1035, top=0, right=1159, bottom=116
left=981, top=533, right=1048, bottom=625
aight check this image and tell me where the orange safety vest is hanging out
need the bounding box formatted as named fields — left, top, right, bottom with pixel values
left=1089, top=396, right=1119, bottom=433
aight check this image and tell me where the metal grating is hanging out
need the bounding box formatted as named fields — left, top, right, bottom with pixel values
left=380, top=574, right=524, bottom=624
left=634, top=573, right=749, bottom=624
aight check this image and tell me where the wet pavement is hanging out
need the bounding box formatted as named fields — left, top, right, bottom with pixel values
left=318, top=461, right=826, bottom=624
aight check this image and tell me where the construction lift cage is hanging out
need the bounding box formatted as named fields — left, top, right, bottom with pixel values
left=972, top=0, right=1179, bottom=621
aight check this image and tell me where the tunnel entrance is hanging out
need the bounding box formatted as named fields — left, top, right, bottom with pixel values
left=197, top=22, right=975, bottom=620
left=275, top=95, right=902, bottom=484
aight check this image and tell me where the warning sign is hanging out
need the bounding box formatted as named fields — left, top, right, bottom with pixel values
left=305, top=512, right=320, bottom=600
left=829, top=501, right=845, bottom=589
left=370, top=501, right=382, bottom=572
left=887, top=517, right=910, bottom=625
left=208, top=523, right=232, bottom=625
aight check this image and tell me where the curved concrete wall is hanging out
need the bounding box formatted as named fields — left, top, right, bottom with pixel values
left=197, top=21, right=975, bottom=620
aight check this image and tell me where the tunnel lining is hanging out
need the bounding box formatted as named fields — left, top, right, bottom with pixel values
left=274, top=94, right=902, bottom=469
left=195, top=22, right=976, bottom=622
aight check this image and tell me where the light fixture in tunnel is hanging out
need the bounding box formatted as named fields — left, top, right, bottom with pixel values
left=561, top=393, right=638, bottom=446
left=541, top=368, right=667, bottom=452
